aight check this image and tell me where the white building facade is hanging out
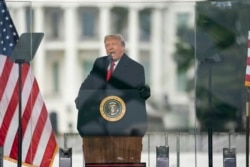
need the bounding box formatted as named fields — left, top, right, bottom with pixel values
left=7, top=0, right=197, bottom=134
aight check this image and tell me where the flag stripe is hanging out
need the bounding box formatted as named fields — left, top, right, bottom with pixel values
left=246, top=66, right=250, bottom=75
left=0, top=1, right=57, bottom=166
left=9, top=65, right=35, bottom=160
left=25, top=93, right=46, bottom=164
left=0, top=56, right=14, bottom=102
left=245, top=31, right=250, bottom=87
left=40, top=133, right=58, bottom=167
left=33, top=109, right=51, bottom=166
left=247, top=57, right=250, bottom=65
left=246, top=81, right=250, bottom=87
left=0, top=55, right=6, bottom=75
left=20, top=66, right=37, bottom=160
left=246, top=74, right=250, bottom=81
left=0, top=63, right=21, bottom=148
left=0, top=57, right=15, bottom=127
left=4, top=106, right=18, bottom=156
left=248, top=34, right=250, bottom=48
left=5, top=63, right=29, bottom=158
left=22, top=75, right=39, bottom=163
left=248, top=31, right=250, bottom=47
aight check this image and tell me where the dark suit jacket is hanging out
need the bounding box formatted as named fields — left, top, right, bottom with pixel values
left=76, top=53, right=148, bottom=136
left=79, top=53, right=145, bottom=90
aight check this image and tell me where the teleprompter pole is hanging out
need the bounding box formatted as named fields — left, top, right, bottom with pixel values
left=246, top=87, right=250, bottom=167
left=208, top=59, right=213, bottom=167
left=9, top=33, right=44, bottom=167
left=16, top=60, right=25, bottom=167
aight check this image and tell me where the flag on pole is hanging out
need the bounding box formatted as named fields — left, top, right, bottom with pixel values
left=0, top=1, right=58, bottom=167
left=245, top=31, right=250, bottom=87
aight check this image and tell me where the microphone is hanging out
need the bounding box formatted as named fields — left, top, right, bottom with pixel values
left=106, top=53, right=114, bottom=82
left=108, top=55, right=112, bottom=62
left=106, top=54, right=113, bottom=70
left=108, top=52, right=113, bottom=62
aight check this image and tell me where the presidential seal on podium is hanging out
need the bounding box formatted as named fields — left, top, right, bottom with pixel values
left=99, top=96, right=126, bottom=122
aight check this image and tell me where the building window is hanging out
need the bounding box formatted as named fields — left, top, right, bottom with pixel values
left=82, top=60, right=93, bottom=80
left=177, top=12, right=190, bottom=26
left=139, top=8, right=151, bottom=42
left=176, top=12, right=190, bottom=36
left=52, top=61, right=60, bottom=93
left=45, top=51, right=63, bottom=96
left=44, top=7, right=64, bottom=40
left=177, top=69, right=187, bottom=92
left=175, top=12, right=191, bottom=92
left=79, top=50, right=98, bottom=81
left=140, top=51, right=151, bottom=84
left=49, top=112, right=58, bottom=134
left=111, top=7, right=128, bottom=39
left=78, top=7, right=99, bottom=40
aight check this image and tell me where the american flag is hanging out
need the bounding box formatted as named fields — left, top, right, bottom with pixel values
left=246, top=31, right=250, bottom=87
left=0, top=1, right=58, bottom=167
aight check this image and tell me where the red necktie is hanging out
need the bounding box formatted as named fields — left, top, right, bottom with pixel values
left=106, top=61, right=115, bottom=81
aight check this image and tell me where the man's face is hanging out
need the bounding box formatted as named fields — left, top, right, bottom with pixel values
left=105, top=38, right=125, bottom=61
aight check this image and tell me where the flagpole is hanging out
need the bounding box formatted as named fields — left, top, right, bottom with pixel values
left=246, top=87, right=250, bottom=167
left=245, top=29, right=250, bottom=167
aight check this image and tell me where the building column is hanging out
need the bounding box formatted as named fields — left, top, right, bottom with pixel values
left=33, top=5, right=46, bottom=94
left=128, top=5, right=139, bottom=61
left=64, top=5, right=77, bottom=99
left=99, top=4, right=111, bottom=56
left=15, top=5, right=26, bottom=34
left=151, top=7, right=163, bottom=100
left=63, top=5, right=78, bottom=132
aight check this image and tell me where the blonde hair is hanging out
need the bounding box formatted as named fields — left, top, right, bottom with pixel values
left=104, top=34, right=125, bottom=47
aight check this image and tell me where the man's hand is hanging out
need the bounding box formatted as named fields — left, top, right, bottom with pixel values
left=75, top=96, right=80, bottom=110
left=138, top=84, right=150, bottom=100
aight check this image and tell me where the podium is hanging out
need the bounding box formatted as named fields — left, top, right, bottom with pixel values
left=77, top=89, right=147, bottom=163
